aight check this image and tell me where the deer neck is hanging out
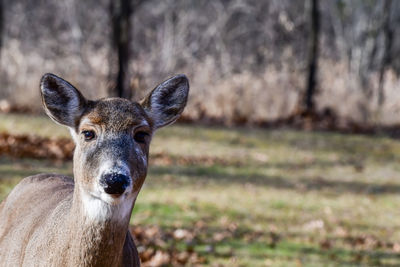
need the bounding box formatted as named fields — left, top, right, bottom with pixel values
left=63, top=184, right=135, bottom=267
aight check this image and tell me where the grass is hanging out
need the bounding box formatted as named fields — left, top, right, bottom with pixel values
left=1, top=113, right=400, bottom=266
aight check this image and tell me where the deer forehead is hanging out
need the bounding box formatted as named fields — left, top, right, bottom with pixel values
left=80, top=98, right=152, bottom=131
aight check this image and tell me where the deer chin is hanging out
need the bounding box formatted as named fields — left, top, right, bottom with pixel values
left=81, top=186, right=135, bottom=222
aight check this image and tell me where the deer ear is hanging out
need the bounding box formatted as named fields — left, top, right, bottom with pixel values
left=140, top=74, right=189, bottom=129
left=40, top=73, right=87, bottom=128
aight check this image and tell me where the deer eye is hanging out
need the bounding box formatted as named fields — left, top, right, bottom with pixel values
left=82, top=130, right=96, bottom=141
left=134, top=131, right=149, bottom=144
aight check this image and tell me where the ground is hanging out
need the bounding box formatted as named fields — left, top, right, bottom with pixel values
left=1, top=113, right=400, bottom=266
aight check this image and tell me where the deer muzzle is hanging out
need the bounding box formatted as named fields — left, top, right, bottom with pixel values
left=100, top=173, right=131, bottom=196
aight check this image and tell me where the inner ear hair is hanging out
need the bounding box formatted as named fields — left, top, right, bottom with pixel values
left=40, top=73, right=87, bottom=128
left=141, top=74, right=189, bottom=129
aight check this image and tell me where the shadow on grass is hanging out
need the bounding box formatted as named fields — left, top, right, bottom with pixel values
left=1, top=155, right=399, bottom=196
left=248, top=158, right=363, bottom=170
left=150, top=165, right=400, bottom=195
left=212, top=239, right=400, bottom=266
left=0, top=157, right=72, bottom=179
left=0, top=168, right=46, bottom=180
left=297, top=245, right=400, bottom=266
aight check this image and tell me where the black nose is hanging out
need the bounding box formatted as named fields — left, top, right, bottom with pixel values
left=100, top=173, right=130, bottom=195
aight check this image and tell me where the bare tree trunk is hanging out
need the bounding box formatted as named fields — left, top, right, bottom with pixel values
left=378, top=0, right=393, bottom=108
left=0, top=0, right=3, bottom=58
left=303, top=0, right=320, bottom=113
left=109, top=0, right=133, bottom=99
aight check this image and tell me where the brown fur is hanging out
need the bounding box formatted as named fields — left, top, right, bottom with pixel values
left=0, top=73, right=189, bottom=266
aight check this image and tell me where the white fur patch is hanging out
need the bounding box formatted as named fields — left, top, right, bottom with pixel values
left=81, top=191, right=112, bottom=221
left=69, top=128, right=78, bottom=143
left=81, top=189, right=137, bottom=222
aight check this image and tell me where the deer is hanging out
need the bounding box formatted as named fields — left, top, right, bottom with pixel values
left=0, top=73, right=189, bottom=266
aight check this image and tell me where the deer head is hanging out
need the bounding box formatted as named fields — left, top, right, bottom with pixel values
left=40, top=73, right=189, bottom=221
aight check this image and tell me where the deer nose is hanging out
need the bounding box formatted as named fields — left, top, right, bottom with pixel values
left=100, top=173, right=130, bottom=195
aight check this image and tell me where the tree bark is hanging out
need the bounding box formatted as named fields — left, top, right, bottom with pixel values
left=303, top=0, right=320, bottom=113
left=378, top=0, right=393, bottom=108
left=0, top=0, right=3, bottom=57
left=109, top=0, right=133, bottom=99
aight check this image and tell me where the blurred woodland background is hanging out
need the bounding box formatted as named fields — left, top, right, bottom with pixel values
left=0, top=0, right=400, bottom=127
left=2, top=1, right=400, bottom=266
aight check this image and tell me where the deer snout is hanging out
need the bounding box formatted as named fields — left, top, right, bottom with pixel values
left=100, top=173, right=130, bottom=196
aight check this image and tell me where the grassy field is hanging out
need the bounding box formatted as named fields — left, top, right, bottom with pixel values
left=1, top=113, right=400, bottom=266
